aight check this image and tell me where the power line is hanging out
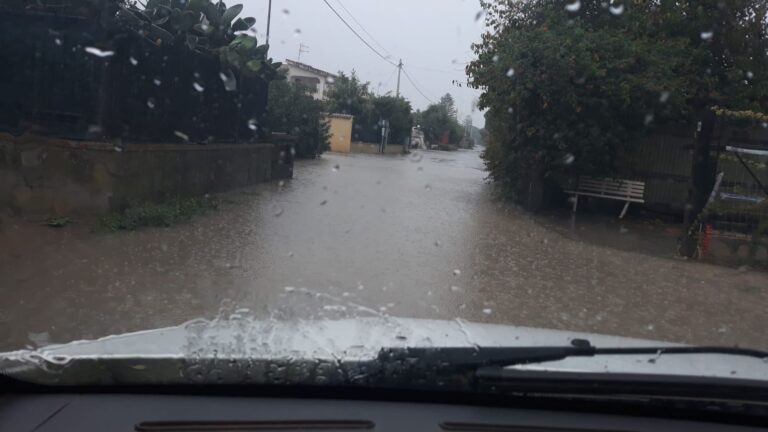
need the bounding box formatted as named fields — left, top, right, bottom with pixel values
left=334, top=0, right=392, bottom=57
left=320, top=0, right=397, bottom=67
left=402, top=67, right=437, bottom=104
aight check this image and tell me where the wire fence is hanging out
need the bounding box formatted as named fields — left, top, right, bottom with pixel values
left=701, top=128, right=768, bottom=264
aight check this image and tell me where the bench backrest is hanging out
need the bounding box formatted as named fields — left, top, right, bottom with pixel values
left=577, top=176, right=645, bottom=200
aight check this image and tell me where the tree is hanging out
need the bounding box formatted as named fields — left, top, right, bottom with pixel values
left=372, top=96, right=413, bottom=145
left=415, top=102, right=463, bottom=145
left=263, top=80, right=329, bottom=158
left=325, top=71, right=372, bottom=118
left=468, top=0, right=768, bottom=201
left=462, top=115, right=475, bottom=148
left=439, top=93, right=458, bottom=119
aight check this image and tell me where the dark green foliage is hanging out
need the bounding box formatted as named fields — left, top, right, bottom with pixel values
left=97, top=196, right=219, bottom=231
left=469, top=0, right=768, bottom=198
left=116, top=0, right=282, bottom=84
left=264, top=80, right=330, bottom=158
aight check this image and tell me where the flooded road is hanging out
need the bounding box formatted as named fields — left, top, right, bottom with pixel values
left=2, top=149, right=768, bottom=350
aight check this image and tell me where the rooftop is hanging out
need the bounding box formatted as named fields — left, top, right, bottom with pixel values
left=284, top=59, right=338, bottom=78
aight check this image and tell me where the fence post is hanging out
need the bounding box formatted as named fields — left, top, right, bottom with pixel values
left=680, top=109, right=718, bottom=257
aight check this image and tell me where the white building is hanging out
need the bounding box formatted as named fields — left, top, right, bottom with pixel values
left=281, top=59, right=337, bottom=100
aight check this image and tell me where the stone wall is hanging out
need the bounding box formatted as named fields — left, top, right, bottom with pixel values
left=0, top=133, right=292, bottom=215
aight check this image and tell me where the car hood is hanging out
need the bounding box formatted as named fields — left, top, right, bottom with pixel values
left=2, top=317, right=767, bottom=385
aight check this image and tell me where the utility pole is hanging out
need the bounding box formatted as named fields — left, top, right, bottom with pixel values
left=297, top=43, right=309, bottom=61
left=266, top=0, right=272, bottom=45
left=395, top=59, right=402, bottom=98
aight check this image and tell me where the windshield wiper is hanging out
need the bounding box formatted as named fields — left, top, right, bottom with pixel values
left=377, top=339, right=768, bottom=370
left=371, top=341, right=768, bottom=402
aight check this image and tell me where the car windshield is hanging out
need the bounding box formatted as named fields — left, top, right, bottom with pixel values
left=1, top=0, right=768, bottom=387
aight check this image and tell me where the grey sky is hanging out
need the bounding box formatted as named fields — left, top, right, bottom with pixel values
left=241, top=0, right=486, bottom=127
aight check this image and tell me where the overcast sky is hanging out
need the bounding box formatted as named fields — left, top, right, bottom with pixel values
left=241, top=0, right=486, bottom=127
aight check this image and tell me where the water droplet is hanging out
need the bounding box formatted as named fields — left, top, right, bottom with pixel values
left=491, top=54, right=499, bottom=63
left=659, top=91, right=670, bottom=103
left=474, top=10, right=485, bottom=22
left=453, top=269, right=461, bottom=276
left=482, top=308, right=492, bottom=315
left=357, top=283, right=365, bottom=290
left=646, top=324, right=655, bottom=331
left=507, top=107, right=514, bottom=113
left=174, top=130, right=189, bottom=141
left=220, top=71, right=237, bottom=91
left=113, top=145, right=123, bottom=153
left=153, top=77, right=162, bottom=86
left=409, top=151, right=423, bottom=162
left=193, top=82, right=205, bottom=92
left=284, top=286, right=295, bottom=292
left=417, top=166, right=424, bottom=171
left=84, top=46, right=114, bottom=57
left=273, top=207, right=284, bottom=217
left=332, top=164, right=340, bottom=172
left=287, top=251, right=294, bottom=257
left=700, top=31, right=713, bottom=40
left=320, top=200, right=328, bottom=206
left=129, top=56, right=138, bottom=66
left=608, top=4, right=624, bottom=15
left=247, top=118, right=258, bottom=130
left=434, top=240, right=441, bottom=247
left=282, top=8, right=290, bottom=16
left=644, top=113, right=654, bottom=125
left=147, top=98, right=156, bottom=109
left=505, top=68, right=515, bottom=77
left=325, top=76, right=335, bottom=84
left=425, top=183, right=431, bottom=190
left=746, top=71, right=754, bottom=79
left=563, top=153, right=575, bottom=165
left=565, top=0, right=581, bottom=12
left=450, top=286, right=463, bottom=293
left=54, top=38, right=62, bottom=46
left=293, top=28, right=302, bottom=37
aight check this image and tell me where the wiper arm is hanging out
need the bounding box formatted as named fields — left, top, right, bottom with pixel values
left=377, top=340, right=768, bottom=370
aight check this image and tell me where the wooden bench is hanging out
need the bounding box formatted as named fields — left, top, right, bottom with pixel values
left=565, top=176, right=645, bottom=219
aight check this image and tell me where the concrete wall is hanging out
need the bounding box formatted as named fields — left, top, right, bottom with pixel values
left=0, top=133, right=292, bottom=215
left=350, top=142, right=404, bottom=155
left=327, top=115, right=353, bottom=153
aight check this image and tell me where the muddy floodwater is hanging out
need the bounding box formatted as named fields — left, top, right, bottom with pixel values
left=2, top=149, right=767, bottom=350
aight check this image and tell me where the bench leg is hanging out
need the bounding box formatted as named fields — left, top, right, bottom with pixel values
left=572, top=194, right=579, bottom=212
left=619, top=201, right=630, bottom=219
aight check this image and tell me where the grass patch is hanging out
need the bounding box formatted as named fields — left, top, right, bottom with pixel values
left=97, top=195, right=219, bottom=231
left=46, top=216, right=70, bottom=227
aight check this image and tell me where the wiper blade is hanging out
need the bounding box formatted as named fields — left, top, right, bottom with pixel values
left=378, top=340, right=768, bottom=370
